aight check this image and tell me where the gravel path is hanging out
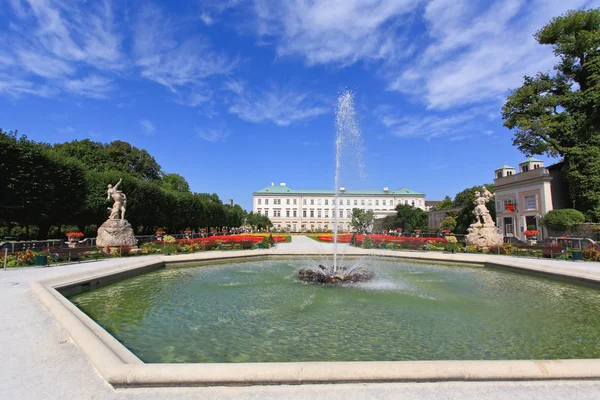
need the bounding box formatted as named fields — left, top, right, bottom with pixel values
left=2, top=237, right=600, bottom=399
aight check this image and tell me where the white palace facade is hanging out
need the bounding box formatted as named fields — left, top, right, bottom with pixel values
left=252, top=183, right=426, bottom=232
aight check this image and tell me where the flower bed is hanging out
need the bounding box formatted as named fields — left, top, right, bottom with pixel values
left=311, top=233, right=447, bottom=246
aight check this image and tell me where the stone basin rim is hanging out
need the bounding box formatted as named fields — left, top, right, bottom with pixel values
left=30, top=250, right=600, bottom=388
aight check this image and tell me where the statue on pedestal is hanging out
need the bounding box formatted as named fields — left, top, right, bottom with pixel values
left=465, top=186, right=503, bottom=248
left=96, top=179, right=137, bottom=248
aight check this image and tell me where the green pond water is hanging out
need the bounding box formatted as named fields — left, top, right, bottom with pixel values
left=69, top=259, right=600, bottom=363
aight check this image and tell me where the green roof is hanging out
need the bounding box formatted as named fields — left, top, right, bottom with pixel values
left=495, top=162, right=515, bottom=171
left=519, top=156, right=543, bottom=164
left=254, top=185, right=423, bottom=195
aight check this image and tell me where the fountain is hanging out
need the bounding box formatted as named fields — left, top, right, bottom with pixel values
left=298, top=91, right=373, bottom=284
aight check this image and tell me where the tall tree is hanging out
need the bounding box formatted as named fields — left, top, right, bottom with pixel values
left=431, top=196, right=454, bottom=210
left=502, top=9, right=600, bottom=221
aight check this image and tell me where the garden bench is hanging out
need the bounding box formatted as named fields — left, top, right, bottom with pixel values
left=49, top=246, right=97, bottom=263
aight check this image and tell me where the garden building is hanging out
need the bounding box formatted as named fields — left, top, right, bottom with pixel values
left=493, top=158, right=569, bottom=241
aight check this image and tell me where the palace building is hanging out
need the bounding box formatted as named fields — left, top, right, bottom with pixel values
left=252, top=183, right=426, bottom=232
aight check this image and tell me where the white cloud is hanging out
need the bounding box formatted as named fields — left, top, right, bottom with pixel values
left=373, top=103, right=485, bottom=140
left=57, top=126, right=75, bottom=133
left=196, top=128, right=230, bottom=142
left=62, top=75, right=114, bottom=99
left=134, top=5, right=236, bottom=92
left=140, top=119, right=156, bottom=135
left=226, top=81, right=329, bottom=126
left=200, top=12, right=214, bottom=25
left=2, top=0, right=123, bottom=99
left=252, top=0, right=420, bottom=66
left=388, top=0, right=596, bottom=109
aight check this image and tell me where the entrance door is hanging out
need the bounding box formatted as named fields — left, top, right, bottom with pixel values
left=525, top=216, right=537, bottom=231
left=503, top=217, right=514, bottom=236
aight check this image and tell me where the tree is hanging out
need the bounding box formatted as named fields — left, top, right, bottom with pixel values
left=502, top=9, right=600, bottom=221
left=162, top=173, right=190, bottom=192
left=350, top=208, right=374, bottom=233
left=52, top=139, right=163, bottom=180
left=394, top=204, right=428, bottom=232
left=440, top=216, right=457, bottom=232
left=431, top=196, right=454, bottom=210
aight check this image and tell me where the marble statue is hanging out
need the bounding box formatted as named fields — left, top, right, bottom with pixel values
left=96, top=178, right=137, bottom=247
left=107, top=179, right=127, bottom=220
left=465, top=186, right=503, bottom=248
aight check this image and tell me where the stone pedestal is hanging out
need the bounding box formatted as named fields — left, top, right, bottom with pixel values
left=96, top=219, right=138, bottom=247
left=465, top=223, right=503, bottom=248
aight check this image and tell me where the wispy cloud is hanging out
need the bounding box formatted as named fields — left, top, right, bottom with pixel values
left=2, top=0, right=123, bottom=99
left=200, top=12, right=214, bottom=25
left=134, top=5, right=236, bottom=93
left=387, top=0, right=594, bottom=109
left=373, top=103, right=487, bottom=140
left=140, top=119, right=156, bottom=135
left=196, top=128, right=230, bottom=142
left=252, top=0, right=419, bottom=66
left=226, top=81, right=329, bottom=126
left=57, top=126, right=75, bottom=133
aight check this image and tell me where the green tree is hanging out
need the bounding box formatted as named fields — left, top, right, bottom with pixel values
left=394, top=204, right=428, bottom=232
left=162, top=173, right=191, bottom=192
left=350, top=208, right=374, bottom=233
left=502, top=9, right=600, bottom=221
left=440, top=216, right=457, bottom=232
left=431, top=196, right=454, bottom=210
left=52, top=139, right=163, bottom=180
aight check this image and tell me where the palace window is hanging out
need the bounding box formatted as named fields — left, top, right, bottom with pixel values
left=264, top=209, right=269, bottom=216
left=310, top=199, right=314, bottom=205
left=339, top=210, right=344, bottom=218
left=317, top=199, right=321, bottom=205
left=257, top=209, right=262, bottom=215
left=325, top=199, right=329, bottom=205
left=257, top=199, right=261, bottom=205
left=346, top=199, right=350, bottom=205
left=361, top=199, right=365, bottom=205
left=293, top=210, right=297, bottom=217
left=524, top=195, right=537, bottom=210
left=375, top=200, right=379, bottom=206
left=286, top=199, right=290, bottom=205
left=318, top=209, right=322, bottom=218
left=303, top=210, right=307, bottom=217
left=293, top=199, right=297, bottom=205
left=303, top=199, right=306, bottom=205
left=286, top=209, right=290, bottom=217
left=354, top=199, right=357, bottom=205
left=382, top=200, right=386, bottom=206
left=265, top=199, right=269, bottom=205
left=325, top=210, right=329, bottom=218
left=310, top=210, right=314, bottom=217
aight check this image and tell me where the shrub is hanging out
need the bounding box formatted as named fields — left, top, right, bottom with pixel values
left=163, top=235, right=176, bottom=243
left=445, top=243, right=459, bottom=253
left=445, top=236, right=458, bottom=243
left=268, top=234, right=275, bottom=245
left=350, top=233, right=357, bottom=246
left=362, top=236, right=373, bottom=249
left=261, top=236, right=270, bottom=249
left=540, top=209, right=585, bottom=231
left=583, top=246, right=600, bottom=261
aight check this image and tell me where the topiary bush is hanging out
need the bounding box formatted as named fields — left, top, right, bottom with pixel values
left=540, top=209, right=585, bottom=231
left=362, top=236, right=373, bottom=249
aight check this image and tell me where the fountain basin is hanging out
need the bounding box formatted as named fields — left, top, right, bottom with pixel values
left=31, top=251, right=600, bottom=387
left=298, top=266, right=374, bottom=283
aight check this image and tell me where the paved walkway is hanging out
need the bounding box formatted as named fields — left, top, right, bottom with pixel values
left=2, top=237, right=600, bottom=399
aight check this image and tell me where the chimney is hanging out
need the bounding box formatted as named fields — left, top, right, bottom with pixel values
left=280, top=182, right=286, bottom=186
left=271, top=182, right=274, bottom=186
left=383, top=187, right=389, bottom=192
left=339, top=186, right=346, bottom=192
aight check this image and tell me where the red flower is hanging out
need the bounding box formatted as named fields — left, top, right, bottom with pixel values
left=66, top=231, right=84, bottom=238
left=523, top=230, right=540, bottom=237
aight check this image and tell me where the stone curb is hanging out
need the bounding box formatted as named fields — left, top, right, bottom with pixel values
left=30, top=250, right=600, bottom=388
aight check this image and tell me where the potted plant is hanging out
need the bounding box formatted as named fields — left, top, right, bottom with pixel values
left=523, top=227, right=540, bottom=244
left=184, top=229, right=192, bottom=239
left=413, top=229, right=421, bottom=238
left=155, top=230, right=166, bottom=240
left=66, top=231, right=84, bottom=247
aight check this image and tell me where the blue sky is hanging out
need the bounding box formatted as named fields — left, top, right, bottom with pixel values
left=2, top=0, right=599, bottom=211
